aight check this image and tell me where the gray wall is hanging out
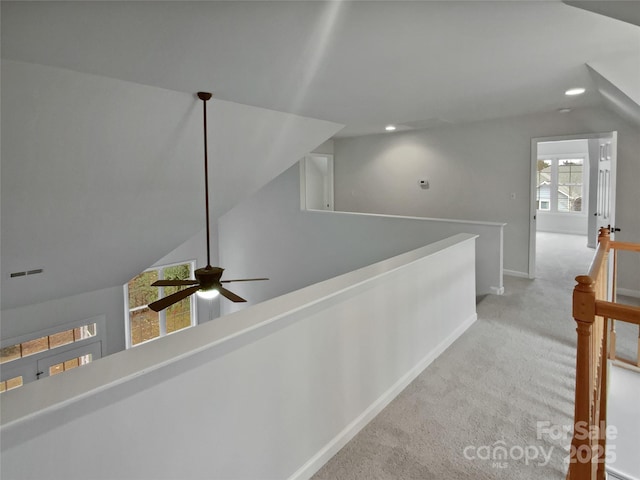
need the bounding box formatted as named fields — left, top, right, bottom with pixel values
left=217, top=163, right=504, bottom=318
left=333, top=106, right=640, bottom=290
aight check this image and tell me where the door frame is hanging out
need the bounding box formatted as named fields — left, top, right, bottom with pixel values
left=528, top=132, right=616, bottom=279
left=299, top=154, right=334, bottom=211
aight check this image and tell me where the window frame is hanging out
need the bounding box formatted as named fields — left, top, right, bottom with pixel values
left=0, top=316, right=105, bottom=389
left=536, top=155, right=586, bottom=215
left=123, top=260, right=198, bottom=349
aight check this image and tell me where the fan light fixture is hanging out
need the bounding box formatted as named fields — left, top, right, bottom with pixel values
left=146, top=92, right=268, bottom=313
left=565, top=88, right=585, bottom=96
left=197, top=289, right=220, bottom=300
left=385, top=125, right=397, bottom=131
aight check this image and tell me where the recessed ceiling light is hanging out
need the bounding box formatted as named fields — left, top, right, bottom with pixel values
left=385, top=125, right=396, bottom=131
left=565, top=88, right=586, bottom=96
left=558, top=108, right=572, bottom=113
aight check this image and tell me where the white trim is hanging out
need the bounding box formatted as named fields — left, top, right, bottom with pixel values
left=529, top=138, right=538, bottom=278
left=490, top=286, right=504, bottom=295
left=300, top=154, right=335, bottom=211
left=504, top=269, right=530, bottom=279
left=0, top=315, right=105, bottom=350
left=299, top=158, right=307, bottom=210
left=0, top=316, right=105, bottom=385
left=535, top=155, right=586, bottom=215
left=529, top=132, right=616, bottom=279
left=607, top=466, right=637, bottom=480
left=617, top=288, right=640, bottom=299
left=287, top=312, right=477, bottom=480
left=123, top=259, right=197, bottom=349
left=306, top=208, right=507, bottom=227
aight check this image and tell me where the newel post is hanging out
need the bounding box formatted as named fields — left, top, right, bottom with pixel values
left=569, top=274, right=597, bottom=479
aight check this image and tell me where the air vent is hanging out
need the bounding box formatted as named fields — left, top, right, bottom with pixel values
left=398, top=117, right=453, bottom=131
left=10, top=268, right=43, bottom=278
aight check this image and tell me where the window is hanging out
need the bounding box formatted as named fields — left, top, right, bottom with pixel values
left=0, top=323, right=97, bottom=364
left=536, top=157, right=584, bottom=213
left=0, top=318, right=103, bottom=391
left=124, top=261, right=196, bottom=348
left=48, top=353, right=93, bottom=376
left=0, top=376, right=23, bottom=392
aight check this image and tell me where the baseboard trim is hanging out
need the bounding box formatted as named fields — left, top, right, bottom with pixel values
left=288, top=312, right=478, bottom=480
left=490, top=286, right=504, bottom=295
left=504, top=269, right=529, bottom=279
left=617, top=288, right=640, bottom=299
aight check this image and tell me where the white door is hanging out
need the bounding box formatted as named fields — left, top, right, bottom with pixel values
left=594, top=135, right=618, bottom=239
left=36, top=341, right=102, bottom=379
left=300, top=154, right=334, bottom=211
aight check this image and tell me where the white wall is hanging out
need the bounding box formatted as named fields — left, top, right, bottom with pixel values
left=1, top=235, right=477, bottom=480
left=0, top=287, right=126, bottom=356
left=333, top=106, right=640, bottom=287
left=217, top=164, right=503, bottom=316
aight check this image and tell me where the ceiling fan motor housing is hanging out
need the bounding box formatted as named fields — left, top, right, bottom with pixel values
left=196, top=266, right=224, bottom=289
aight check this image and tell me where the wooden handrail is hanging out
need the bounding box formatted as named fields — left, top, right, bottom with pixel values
left=567, top=228, right=640, bottom=480
left=609, top=241, right=640, bottom=252
left=596, top=301, right=640, bottom=326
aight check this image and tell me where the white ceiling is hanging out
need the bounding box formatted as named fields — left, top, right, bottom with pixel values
left=3, top=1, right=639, bottom=137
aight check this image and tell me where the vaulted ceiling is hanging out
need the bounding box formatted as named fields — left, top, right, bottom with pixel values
left=1, top=60, right=341, bottom=309
left=3, top=1, right=639, bottom=137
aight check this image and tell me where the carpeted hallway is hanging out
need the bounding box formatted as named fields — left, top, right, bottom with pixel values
left=312, top=232, right=637, bottom=480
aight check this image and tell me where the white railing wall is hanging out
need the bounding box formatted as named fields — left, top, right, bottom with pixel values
left=1, top=234, right=477, bottom=480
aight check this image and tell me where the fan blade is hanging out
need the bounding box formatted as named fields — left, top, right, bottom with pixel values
left=152, top=280, right=199, bottom=286
left=220, top=278, right=269, bottom=283
left=148, top=285, right=201, bottom=312
left=218, top=287, right=247, bottom=303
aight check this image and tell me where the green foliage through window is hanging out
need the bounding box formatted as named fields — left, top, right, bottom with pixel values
left=125, top=262, right=195, bottom=347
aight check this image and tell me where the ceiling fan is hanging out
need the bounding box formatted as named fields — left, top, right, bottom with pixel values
left=147, top=92, right=267, bottom=313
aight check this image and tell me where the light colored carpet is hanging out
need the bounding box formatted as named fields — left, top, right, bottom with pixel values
left=312, top=232, right=637, bottom=480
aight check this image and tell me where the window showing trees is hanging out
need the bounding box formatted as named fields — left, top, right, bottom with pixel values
left=125, top=262, right=196, bottom=347
left=536, top=157, right=584, bottom=213
left=0, top=323, right=97, bottom=364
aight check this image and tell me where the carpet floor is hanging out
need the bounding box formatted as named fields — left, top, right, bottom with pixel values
left=312, top=232, right=637, bottom=480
